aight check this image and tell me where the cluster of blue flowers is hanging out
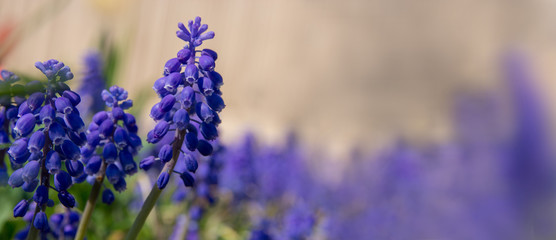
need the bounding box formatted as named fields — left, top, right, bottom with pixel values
left=218, top=134, right=318, bottom=240
left=81, top=85, right=142, bottom=201
left=77, top=52, right=107, bottom=117
left=14, top=203, right=81, bottom=240
left=3, top=58, right=140, bottom=237
left=0, top=70, right=25, bottom=183
left=184, top=144, right=224, bottom=239
left=141, top=16, right=225, bottom=190
left=6, top=60, right=89, bottom=232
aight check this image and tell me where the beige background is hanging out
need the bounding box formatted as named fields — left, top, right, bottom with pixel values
left=1, top=0, right=556, bottom=158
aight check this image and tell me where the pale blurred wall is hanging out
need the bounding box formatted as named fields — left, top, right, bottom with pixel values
left=1, top=0, right=556, bottom=157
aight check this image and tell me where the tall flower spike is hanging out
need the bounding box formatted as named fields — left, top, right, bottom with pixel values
left=78, top=52, right=107, bottom=118
left=75, top=85, right=142, bottom=240
left=126, top=16, right=225, bottom=240
left=7, top=60, right=91, bottom=239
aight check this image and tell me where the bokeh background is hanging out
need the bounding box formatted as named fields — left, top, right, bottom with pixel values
left=1, top=0, right=556, bottom=239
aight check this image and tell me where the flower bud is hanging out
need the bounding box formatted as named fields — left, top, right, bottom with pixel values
left=173, top=108, right=190, bottom=130
left=28, top=131, right=45, bottom=154
left=22, top=178, right=38, bottom=192
left=146, top=130, right=160, bottom=144
left=106, top=164, right=123, bottom=184
left=207, top=71, right=223, bottom=88
left=150, top=103, right=165, bottom=120
left=201, top=48, right=218, bottom=61
left=33, top=185, right=48, bottom=204
left=197, top=140, right=213, bottom=156
left=65, top=160, right=84, bottom=177
left=22, top=160, right=40, bottom=183
left=27, top=92, right=45, bottom=111
left=8, top=138, right=30, bottom=163
left=113, top=127, right=129, bottom=148
left=46, top=151, right=61, bottom=174
left=185, top=132, right=198, bottom=151
left=164, top=72, right=182, bottom=94
left=199, top=55, right=215, bottom=71
left=140, top=156, right=156, bottom=171
left=102, top=189, right=115, bottom=204
left=68, top=131, right=87, bottom=146
left=103, top=142, right=118, bottom=164
left=119, top=149, right=137, bottom=175
left=201, top=122, right=218, bottom=140
left=58, top=191, right=76, bottom=208
left=98, top=119, right=114, bottom=138
left=177, top=48, right=191, bottom=63
left=112, top=107, right=124, bottom=120
left=113, top=177, right=127, bottom=192
left=196, top=102, right=214, bottom=123
left=153, top=121, right=170, bottom=139
left=13, top=200, right=29, bottom=218
left=8, top=169, right=25, bottom=188
left=54, top=171, right=72, bottom=191
left=87, top=130, right=101, bottom=147
left=164, top=58, right=182, bottom=75
left=159, top=95, right=176, bottom=113
left=157, top=172, right=170, bottom=189
left=128, top=133, right=142, bottom=151
left=14, top=113, right=36, bottom=137
left=92, top=111, right=109, bottom=125
left=183, top=153, right=198, bottom=173
left=62, top=90, right=81, bottom=106
left=180, top=171, right=195, bottom=187
left=179, top=86, right=195, bottom=109
left=80, top=145, right=95, bottom=159
left=123, top=113, right=137, bottom=131
left=18, top=102, right=31, bottom=117
left=153, top=77, right=167, bottom=96
left=198, top=77, right=214, bottom=96
left=85, top=156, right=102, bottom=175
left=64, top=112, right=85, bottom=132
left=159, top=144, right=173, bottom=163
left=49, top=122, right=66, bottom=145
left=61, top=140, right=81, bottom=161
left=207, top=94, right=225, bottom=112
left=55, top=96, right=73, bottom=114
left=33, top=211, right=49, bottom=231
left=184, top=64, right=198, bottom=84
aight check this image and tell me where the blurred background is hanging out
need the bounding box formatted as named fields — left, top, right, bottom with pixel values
left=1, top=0, right=556, bottom=239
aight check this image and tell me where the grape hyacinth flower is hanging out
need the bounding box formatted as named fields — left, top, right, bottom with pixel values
left=178, top=144, right=224, bottom=238
left=7, top=59, right=88, bottom=239
left=0, top=70, right=24, bottom=184
left=126, top=16, right=225, bottom=239
left=74, top=85, right=141, bottom=240
left=77, top=51, right=107, bottom=118
left=13, top=201, right=81, bottom=240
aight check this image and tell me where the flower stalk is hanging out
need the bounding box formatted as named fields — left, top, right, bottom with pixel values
left=125, top=129, right=185, bottom=240
left=74, top=160, right=106, bottom=240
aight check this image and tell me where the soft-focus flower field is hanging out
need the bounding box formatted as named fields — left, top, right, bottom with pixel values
left=1, top=1, right=556, bottom=240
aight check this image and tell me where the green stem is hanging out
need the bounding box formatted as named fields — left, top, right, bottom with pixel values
left=75, top=161, right=107, bottom=240
left=125, top=129, right=186, bottom=240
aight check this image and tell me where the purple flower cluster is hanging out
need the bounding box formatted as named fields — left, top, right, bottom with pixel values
left=180, top=144, right=224, bottom=238
left=81, top=85, right=142, bottom=200
left=14, top=202, right=81, bottom=240
left=141, top=16, right=225, bottom=190
left=215, top=53, right=556, bottom=239
left=0, top=70, right=24, bottom=183
left=6, top=59, right=89, bottom=232
left=77, top=51, right=107, bottom=117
